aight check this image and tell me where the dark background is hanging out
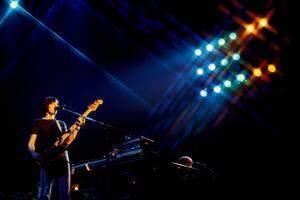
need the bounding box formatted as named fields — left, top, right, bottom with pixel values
left=0, top=0, right=295, bottom=199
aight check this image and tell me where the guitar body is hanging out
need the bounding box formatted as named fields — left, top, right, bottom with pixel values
left=38, top=143, right=66, bottom=168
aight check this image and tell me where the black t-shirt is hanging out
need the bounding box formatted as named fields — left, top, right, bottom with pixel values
left=31, top=119, right=67, bottom=153
left=32, top=119, right=70, bottom=162
left=31, top=119, right=70, bottom=176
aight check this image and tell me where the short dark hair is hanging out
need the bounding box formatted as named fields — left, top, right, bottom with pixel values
left=42, top=96, right=59, bottom=114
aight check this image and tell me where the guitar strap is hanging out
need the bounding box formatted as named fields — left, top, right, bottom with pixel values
left=55, top=119, right=63, bottom=132
left=55, top=120, right=64, bottom=146
left=56, top=120, right=71, bottom=163
left=39, top=120, right=65, bottom=168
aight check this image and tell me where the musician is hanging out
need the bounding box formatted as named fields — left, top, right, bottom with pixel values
left=177, top=155, right=194, bottom=167
left=172, top=155, right=216, bottom=199
left=28, top=96, right=85, bottom=200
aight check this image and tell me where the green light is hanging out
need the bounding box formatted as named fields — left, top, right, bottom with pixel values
left=229, top=32, right=237, bottom=40
left=232, top=53, right=240, bottom=61
left=218, top=38, right=225, bottom=46
left=224, top=80, right=232, bottom=87
left=221, top=58, right=228, bottom=66
left=237, top=74, right=245, bottom=82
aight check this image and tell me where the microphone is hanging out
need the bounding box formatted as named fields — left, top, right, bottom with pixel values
left=55, top=104, right=66, bottom=110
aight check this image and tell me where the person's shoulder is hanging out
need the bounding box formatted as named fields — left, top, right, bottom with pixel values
left=31, top=118, right=44, bottom=130
left=32, top=118, right=43, bottom=124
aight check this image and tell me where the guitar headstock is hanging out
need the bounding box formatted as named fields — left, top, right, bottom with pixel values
left=87, top=99, right=103, bottom=112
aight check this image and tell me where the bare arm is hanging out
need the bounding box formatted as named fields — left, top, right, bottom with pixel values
left=53, top=116, right=86, bottom=147
left=27, top=134, right=41, bottom=160
left=58, top=99, right=101, bottom=146
left=64, top=116, right=85, bottom=145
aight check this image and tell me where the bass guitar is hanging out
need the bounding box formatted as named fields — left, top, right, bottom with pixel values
left=38, top=99, right=103, bottom=169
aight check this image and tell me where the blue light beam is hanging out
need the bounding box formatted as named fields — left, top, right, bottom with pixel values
left=13, top=5, right=150, bottom=107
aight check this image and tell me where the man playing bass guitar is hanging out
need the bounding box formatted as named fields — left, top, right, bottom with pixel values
left=27, top=96, right=102, bottom=200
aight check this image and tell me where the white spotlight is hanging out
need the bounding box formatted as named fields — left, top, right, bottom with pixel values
left=194, top=49, right=202, bottom=56
left=229, top=32, right=237, bottom=40
left=221, top=58, right=228, bottom=66
left=208, top=63, right=216, bottom=71
left=200, top=90, right=207, bottom=97
left=196, top=68, right=204, bottom=75
left=10, top=1, right=18, bottom=9
left=237, top=74, right=245, bottom=82
left=218, top=38, right=225, bottom=46
left=206, top=44, right=214, bottom=52
left=224, top=80, right=232, bottom=88
left=213, top=86, right=221, bottom=93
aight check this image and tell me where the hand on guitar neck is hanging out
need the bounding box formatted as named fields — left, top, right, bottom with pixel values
left=57, top=99, right=103, bottom=146
left=63, top=115, right=86, bottom=145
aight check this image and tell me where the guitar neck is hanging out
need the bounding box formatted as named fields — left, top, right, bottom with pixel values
left=47, top=99, right=102, bottom=156
left=68, top=107, right=95, bottom=132
left=81, top=109, right=92, bottom=118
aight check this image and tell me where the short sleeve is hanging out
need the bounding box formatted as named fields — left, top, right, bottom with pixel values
left=31, top=119, right=39, bottom=135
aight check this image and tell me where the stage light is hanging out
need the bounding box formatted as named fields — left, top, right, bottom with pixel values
left=208, top=63, right=216, bottom=71
left=10, top=0, right=18, bottom=9
left=220, top=58, right=228, bottom=66
left=224, top=80, right=232, bottom=88
left=245, top=24, right=255, bottom=34
left=232, top=53, right=240, bottom=61
left=253, top=68, right=262, bottom=77
left=218, top=38, right=225, bottom=46
left=258, top=18, right=268, bottom=27
left=200, top=90, right=207, bottom=97
left=237, top=73, right=246, bottom=82
left=206, top=44, right=214, bottom=51
left=213, top=86, right=221, bottom=93
left=267, top=64, right=276, bottom=73
left=229, top=32, right=237, bottom=40
left=196, top=68, right=204, bottom=75
left=194, top=49, right=202, bottom=56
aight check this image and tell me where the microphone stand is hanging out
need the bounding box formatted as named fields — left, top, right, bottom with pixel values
left=61, top=107, right=115, bottom=129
